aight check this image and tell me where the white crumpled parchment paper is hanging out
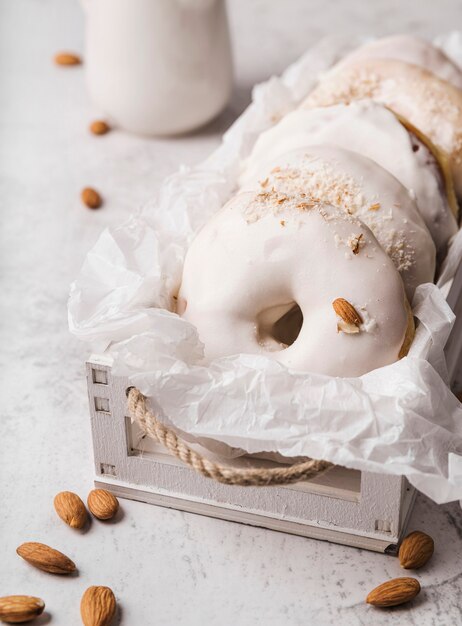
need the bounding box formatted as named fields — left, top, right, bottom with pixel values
left=69, top=34, right=462, bottom=504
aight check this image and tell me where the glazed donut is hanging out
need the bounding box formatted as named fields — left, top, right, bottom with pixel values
left=178, top=191, right=414, bottom=376
left=335, top=35, right=462, bottom=89
left=240, top=100, right=458, bottom=260
left=241, top=144, right=436, bottom=298
left=303, top=58, right=462, bottom=197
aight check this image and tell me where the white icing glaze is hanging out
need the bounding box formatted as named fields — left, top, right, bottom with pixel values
left=303, top=58, right=462, bottom=197
left=336, top=35, right=462, bottom=89
left=239, top=101, right=457, bottom=260
left=179, top=191, right=409, bottom=376
left=241, top=144, right=436, bottom=298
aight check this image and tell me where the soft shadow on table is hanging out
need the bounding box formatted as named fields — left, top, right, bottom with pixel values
left=35, top=613, right=52, bottom=625
left=176, top=83, right=254, bottom=139
left=113, top=603, right=123, bottom=626
left=410, top=494, right=462, bottom=537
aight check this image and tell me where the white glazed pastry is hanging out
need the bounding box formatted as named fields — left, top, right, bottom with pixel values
left=241, top=145, right=436, bottom=298
left=303, top=58, right=462, bottom=197
left=335, top=35, right=462, bottom=89
left=240, top=101, right=458, bottom=260
left=178, top=191, right=414, bottom=376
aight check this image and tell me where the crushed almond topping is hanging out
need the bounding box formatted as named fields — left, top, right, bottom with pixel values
left=244, top=156, right=415, bottom=276
left=280, top=220, right=285, bottom=226
left=296, top=202, right=313, bottom=211
left=260, top=177, right=269, bottom=188
left=348, top=233, right=364, bottom=255
left=277, top=194, right=288, bottom=204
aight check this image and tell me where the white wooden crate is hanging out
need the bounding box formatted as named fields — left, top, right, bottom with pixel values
left=86, top=359, right=417, bottom=554
left=85, top=260, right=462, bottom=553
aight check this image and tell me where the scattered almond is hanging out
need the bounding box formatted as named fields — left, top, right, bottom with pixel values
left=54, top=491, right=87, bottom=528
left=90, top=121, right=111, bottom=136
left=399, top=530, right=434, bottom=569
left=17, top=542, right=76, bottom=575
left=0, top=595, right=45, bottom=623
left=366, top=577, right=420, bottom=607
left=81, top=586, right=116, bottom=626
left=87, top=489, right=119, bottom=520
left=54, top=52, right=82, bottom=66
left=81, top=187, right=103, bottom=210
left=333, top=298, right=363, bottom=334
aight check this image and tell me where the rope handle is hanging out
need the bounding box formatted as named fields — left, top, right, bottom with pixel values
left=127, top=387, right=333, bottom=487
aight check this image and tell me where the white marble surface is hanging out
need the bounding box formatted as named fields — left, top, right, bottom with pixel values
left=1, top=0, right=462, bottom=624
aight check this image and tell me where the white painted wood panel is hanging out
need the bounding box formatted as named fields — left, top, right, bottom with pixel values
left=86, top=356, right=416, bottom=552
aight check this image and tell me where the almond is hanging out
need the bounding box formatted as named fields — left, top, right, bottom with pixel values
left=81, top=586, right=116, bottom=626
left=54, top=52, right=82, bottom=66
left=17, top=542, right=76, bottom=574
left=399, top=530, right=434, bottom=569
left=332, top=298, right=363, bottom=326
left=333, top=298, right=363, bottom=334
left=366, top=577, right=420, bottom=607
left=337, top=320, right=360, bottom=334
left=54, top=491, right=87, bottom=529
left=81, top=187, right=103, bottom=210
left=87, top=489, right=119, bottom=520
left=0, top=595, right=45, bottom=623
left=89, top=121, right=110, bottom=136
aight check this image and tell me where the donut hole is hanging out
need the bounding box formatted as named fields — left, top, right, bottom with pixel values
left=257, top=302, right=303, bottom=351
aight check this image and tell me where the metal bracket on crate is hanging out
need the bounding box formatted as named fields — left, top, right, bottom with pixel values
left=86, top=355, right=416, bottom=553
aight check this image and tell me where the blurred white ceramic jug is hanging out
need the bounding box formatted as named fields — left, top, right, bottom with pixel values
left=81, top=0, right=233, bottom=135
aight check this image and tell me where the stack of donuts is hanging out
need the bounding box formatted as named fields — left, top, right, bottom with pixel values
left=178, top=35, right=462, bottom=377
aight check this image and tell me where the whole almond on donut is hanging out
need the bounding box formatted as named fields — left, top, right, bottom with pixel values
left=87, top=489, right=119, bottom=520
left=399, top=530, right=434, bottom=569
left=333, top=298, right=363, bottom=334
left=0, top=595, right=45, bottom=623
left=54, top=491, right=87, bottom=529
left=332, top=298, right=363, bottom=325
left=17, top=542, right=76, bottom=574
left=80, top=586, right=116, bottom=626
left=366, top=577, right=420, bottom=607
left=54, top=52, right=81, bottom=66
